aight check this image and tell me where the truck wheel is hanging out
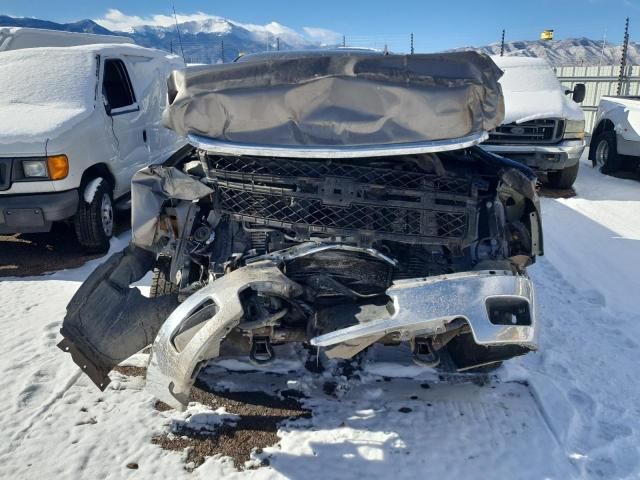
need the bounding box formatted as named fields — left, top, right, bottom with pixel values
left=546, top=162, right=579, bottom=189
left=74, top=179, right=113, bottom=253
left=593, top=131, right=622, bottom=174
left=150, top=267, right=179, bottom=298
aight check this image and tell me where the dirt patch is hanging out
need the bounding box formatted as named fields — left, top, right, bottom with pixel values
left=0, top=211, right=130, bottom=277
left=152, top=386, right=311, bottom=470
left=112, top=365, right=146, bottom=377
left=538, top=185, right=577, bottom=199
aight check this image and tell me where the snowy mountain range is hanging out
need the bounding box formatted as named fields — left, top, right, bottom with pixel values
left=0, top=13, right=636, bottom=66
left=452, top=37, right=637, bottom=67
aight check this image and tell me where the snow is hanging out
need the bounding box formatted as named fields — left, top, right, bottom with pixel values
left=1, top=152, right=640, bottom=478
left=83, top=177, right=103, bottom=204
left=0, top=48, right=97, bottom=144
left=0, top=26, right=133, bottom=52
left=491, top=55, right=584, bottom=124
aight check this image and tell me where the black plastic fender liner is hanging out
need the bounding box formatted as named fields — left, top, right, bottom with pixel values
left=57, top=245, right=178, bottom=390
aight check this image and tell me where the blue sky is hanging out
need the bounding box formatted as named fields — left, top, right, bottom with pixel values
left=2, top=0, right=637, bottom=51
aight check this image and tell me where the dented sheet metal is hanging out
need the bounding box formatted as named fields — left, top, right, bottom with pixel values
left=162, top=52, right=505, bottom=148
left=131, top=165, right=213, bottom=249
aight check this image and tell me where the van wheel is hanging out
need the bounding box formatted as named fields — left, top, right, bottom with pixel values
left=74, top=179, right=113, bottom=253
left=546, top=162, right=579, bottom=189
left=593, top=131, right=622, bottom=174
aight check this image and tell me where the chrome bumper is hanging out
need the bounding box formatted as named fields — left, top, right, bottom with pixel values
left=147, top=268, right=536, bottom=409
left=481, top=140, right=585, bottom=170
left=311, top=270, right=537, bottom=351
left=146, top=260, right=303, bottom=410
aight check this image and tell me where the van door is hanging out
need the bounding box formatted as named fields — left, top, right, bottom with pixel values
left=101, top=57, right=150, bottom=199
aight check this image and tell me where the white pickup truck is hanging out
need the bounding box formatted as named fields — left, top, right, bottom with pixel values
left=590, top=96, right=640, bottom=173
left=482, top=56, right=586, bottom=188
left=0, top=37, right=185, bottom=252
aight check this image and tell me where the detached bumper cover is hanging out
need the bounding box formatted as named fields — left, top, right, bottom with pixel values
left=481, top=140, right=585, bottom=171
left=311, top=270, right=537, bottom=351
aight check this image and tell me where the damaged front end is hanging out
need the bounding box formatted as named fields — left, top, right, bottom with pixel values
left=58, top=52, right=543, bottom=409
left=59, top=145, right=542, bottom=409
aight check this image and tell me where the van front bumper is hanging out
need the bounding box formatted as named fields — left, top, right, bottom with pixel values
left=0, top=190, right=79, bottom=234
left=481, top=140, right=585, bottom=172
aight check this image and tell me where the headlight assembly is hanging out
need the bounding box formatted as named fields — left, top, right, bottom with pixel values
left=22, top=159, right=49, bottom=178
left=563, top=120, right=585, bottom=140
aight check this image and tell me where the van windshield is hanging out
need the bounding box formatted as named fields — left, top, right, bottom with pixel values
left=0, top=48, right=96, bottom=108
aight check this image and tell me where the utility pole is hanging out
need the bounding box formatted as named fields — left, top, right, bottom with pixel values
left=277, top=37, right=280, bottom=51
left=599, top=30, right=607, bottom=68
left=342, top=35, right=346, bottom=47
left=617, top=17, right=630, bottom=96
left=221, top=39, right=225, bottom=63
left=410, top=33, right=414, bottom=54
left=170, top=40, right=173, bottom=54
left=500, top=29, right=505, bottom=56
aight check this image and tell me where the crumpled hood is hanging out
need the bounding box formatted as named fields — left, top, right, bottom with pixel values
left=163, top=51, right=505, bottom=148
left=502, top=88, right=584, bottom=124
left=0, top=102, right=90, bottom=146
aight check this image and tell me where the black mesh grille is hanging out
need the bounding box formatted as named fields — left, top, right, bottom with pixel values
left=207, top=155, right=479, bottom=246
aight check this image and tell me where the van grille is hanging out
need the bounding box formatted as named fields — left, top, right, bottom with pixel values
left=486, top=119, right=563, bottom=144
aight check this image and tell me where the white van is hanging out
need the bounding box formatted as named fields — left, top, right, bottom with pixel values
left=481, top=56, right=586, bottom=188
left=0, top=44, right=185, bottom=252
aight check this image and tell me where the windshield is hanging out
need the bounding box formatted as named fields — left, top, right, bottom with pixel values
left=498, top=62, right=562, bottom=93
left=0, top=48, right=96, bottom=108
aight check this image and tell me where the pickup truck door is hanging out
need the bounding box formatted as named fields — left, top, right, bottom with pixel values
left=101, top=57, right=150, bottom=199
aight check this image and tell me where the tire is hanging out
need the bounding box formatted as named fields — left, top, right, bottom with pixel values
left=593, top=131, right=622, bottom=174
left=546, top=161, right=579, bottom=189
left=74, top=179, right=114, bottom=253
left=150, top=267, right=179, bottom=298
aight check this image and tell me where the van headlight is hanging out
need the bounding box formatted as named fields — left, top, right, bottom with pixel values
left=21, top=155, right=69, bottom=180
left=22, top=160, right=49, bottom=178
left=563, top=120, right=585, bottom=140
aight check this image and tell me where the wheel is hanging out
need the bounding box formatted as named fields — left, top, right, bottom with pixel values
left=593, top=131, right=622, bottom=174
left=546, top=162, right=579, bottom=189
left=74, top=178, right=113, bottom=253
left=150, top=266, right=179, bottom=298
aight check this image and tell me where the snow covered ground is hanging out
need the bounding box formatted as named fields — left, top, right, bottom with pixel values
left=0, top=154, right=639, bottom=479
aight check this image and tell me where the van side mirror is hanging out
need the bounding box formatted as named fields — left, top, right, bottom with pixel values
left=571, top=83, right=586, bottom=104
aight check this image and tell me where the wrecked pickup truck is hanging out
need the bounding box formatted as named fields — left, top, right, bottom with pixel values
left=58, top=51, right=543, bottom=409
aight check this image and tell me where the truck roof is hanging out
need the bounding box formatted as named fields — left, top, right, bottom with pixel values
left=0, top=26, right=133, bottom=52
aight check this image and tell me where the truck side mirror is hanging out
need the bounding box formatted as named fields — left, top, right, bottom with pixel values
left=571, top=83, right=586, bottom=104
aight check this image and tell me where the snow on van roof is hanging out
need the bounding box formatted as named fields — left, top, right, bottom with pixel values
left=0, top=47, right=98, bottom=143
left=0, top=26, right=133, bottom=52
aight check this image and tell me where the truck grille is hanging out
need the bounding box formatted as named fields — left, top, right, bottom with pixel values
left=486, top=119, right=564, bottom=144
left=205, top=155, right=481, bottom=247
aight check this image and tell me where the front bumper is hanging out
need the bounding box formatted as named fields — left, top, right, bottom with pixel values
left=147, top=268, right=537, bottom=409
left=481, top=140, right=585, bottom=172
left=0, top=189, right=79, bottom=234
